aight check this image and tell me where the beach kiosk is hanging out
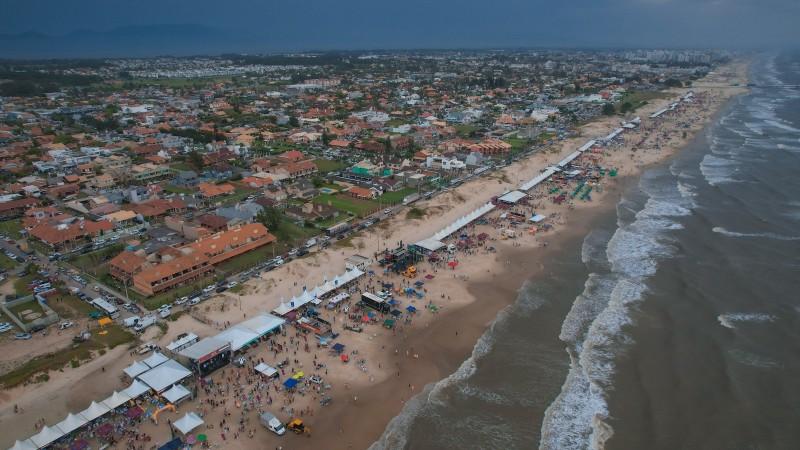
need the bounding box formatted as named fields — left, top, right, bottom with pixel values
left=360, top=292, right=391, bottom=314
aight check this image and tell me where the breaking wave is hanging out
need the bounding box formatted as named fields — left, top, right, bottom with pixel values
left=717, top=313, right=778, bottom=329
left=540, top=171, right=689, bottom=450
left=712, top=227, right=800, bottom=241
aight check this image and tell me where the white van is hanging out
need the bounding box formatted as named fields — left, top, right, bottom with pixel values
left=260, top=412, right=286, bottom=436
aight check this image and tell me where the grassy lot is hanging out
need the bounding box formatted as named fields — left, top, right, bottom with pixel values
left=0, top=219, right=22, bottom=239
left=504, top=136, right=533, bottom=154
left=615, top=90, right=670, bottom=113
left=216, top=185, right=257, bottom=207
left=272, top=219, right=318, bottom=249
left=69, top=244, right=124, bottom=275
left=0, top=323, right=135, bottom=388
left=216, top=243, right=276, bottom=275
left=13, top=273, right=37, bottom=296
left=313, top=194, right=378, bottom=218
left=163, top=184, right=193, bottom=195
left=169, top=161, right=196, bottom=172
left=47, top=294, right=97, bottom=319
left=0, top=253, right=16, bottom=271
left=455, top=124, right=480, bottom=138
left=406, top=207, right=427, bottom=220
left=313, top=159, right=346, bottom=173
left=8, top=298, right=44, bottom=323
left=378, top=188, right=418, bottom=205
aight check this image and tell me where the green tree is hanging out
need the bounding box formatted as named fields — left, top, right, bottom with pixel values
left=620, top=102, right=633, bottom=114
left=188, top=150, right=205, bottom=171
left=288, top=116, right=300, bottom=127
left=256, top=207, right=281, bottom=231
left=602, top=103, right=616, bottom=116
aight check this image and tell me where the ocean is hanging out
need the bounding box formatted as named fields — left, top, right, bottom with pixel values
left=369, top=52, right=800, bottom=450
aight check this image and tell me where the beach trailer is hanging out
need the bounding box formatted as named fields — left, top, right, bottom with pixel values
left=360, top=292, right=391, bottom=314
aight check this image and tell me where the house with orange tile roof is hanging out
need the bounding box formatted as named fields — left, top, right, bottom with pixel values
left=197, top=182, right=235, bottom=199
left=108, top=251, right=147, bottom=284
left=348, top=186, right=378, bottom=200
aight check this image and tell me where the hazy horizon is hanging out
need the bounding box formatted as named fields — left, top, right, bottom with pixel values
left=1, top=0, right=799, bottom=58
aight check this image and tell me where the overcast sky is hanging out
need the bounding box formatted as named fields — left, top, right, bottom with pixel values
left=1, top=0, right=798, bottom=50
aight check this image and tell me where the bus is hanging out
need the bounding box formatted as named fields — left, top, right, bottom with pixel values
left=91, top=297, right=120, bottom=319
left=360, top=292, right=390, bottom=314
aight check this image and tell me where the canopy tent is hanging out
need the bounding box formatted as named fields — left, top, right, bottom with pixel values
left=519, top=167, right=558, bottom=192
left=123, top=360, right=150, bottom=379
left=557, top=151, right=582, bottom=168
left=79, top=401, right=110, bottom=421
left=123, top=380, right=151, bottom=399
left=602, top=128, right=624, bottom=143
left=9, top=440, right=37, bottom=450
left=55, top=413, right=88, bottom=435
left=254, top=362, right=278, bottom=378
left=328, top=292, right=350, bottom=305
left=29, top=426, right=64, bottom=448
left=102, top=390, right=132, bottom=410
left=142, top=352, right=169, bottom=369
left=215, top=326, right=259, bottom=352
left=172, top=412, right=204, bottom=435
left=497, top=190, right=527, bottom=204
left=237, top=313, right=285, bottom=337
left=578, top=139, right=597, bottom=152
left=431, top=202, right=496, bottom=242
left=413, top=238, right=445, bottom=253
left=406, top=305, right=417, bottom=313
left=650, top=107, right=668, bottom=118
left=162, top=384, right=191, bottom=404
left=529, top=214, right=546, bottom=223
left=283, top=378, right=299, bottom=389
left=137, top=359, right=192, bottom=393
left=273, top=268, right=366, bottom=316
left=158, top=438, right=183, bottom=450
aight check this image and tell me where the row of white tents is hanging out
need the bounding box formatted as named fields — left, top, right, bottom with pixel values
left=272, top=267, right=365, bottom=316
left=12, top=355, right=194, bottom=449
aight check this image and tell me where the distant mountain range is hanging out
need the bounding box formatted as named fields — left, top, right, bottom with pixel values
left=0, top=24, right=254, bottom=59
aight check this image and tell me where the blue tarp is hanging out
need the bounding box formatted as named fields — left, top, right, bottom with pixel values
left=406, top=305, right=417, bottom=313
left=158, top=438, right=183, bottom=450
left=283, top=378, right=299, bottom=389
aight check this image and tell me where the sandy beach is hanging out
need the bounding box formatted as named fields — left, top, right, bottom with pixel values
left=0, top=60, right=749, bottom=450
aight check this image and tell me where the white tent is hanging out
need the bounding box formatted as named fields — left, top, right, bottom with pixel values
left=54, top=412, right=88, bottom=435
left=254, top=362, right=278, bottom=378
left=29, top=426, right=64, bottom=448
left=413, top=238, right=445, bottom=253
left=102, top=390, right=132, bottom=409
left=557, top=151, right=582, bottom=168
left=328, top=292, right=350, bottom=305
left=123, top=380, right=151, bottom=399
left=162, top=384, right=191, bottom=404
left=578, top=140, right=597, bottom=152
left=237, top=314, right=285, bottom=337
left=9, top=440, right=37, bottom=450
left=497, top=190, right=526, bottom=204
left=529, top=214, right=546, bottom=223
left=137, top=359, right=192, bottom=393
left=123, top=360, right=150, bottom=378
left=172, top=412, right=204, bottom=435
left=142, top=351, right=169, bottom=368
left=431, top=202, right=495, bottom=242
left=519, top=167, right=557, bottom=192
left=215, top=326, right=259, bottom=352
left=79, top=401, right=110, bottom=421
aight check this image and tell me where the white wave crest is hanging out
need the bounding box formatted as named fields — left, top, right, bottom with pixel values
left=717, top=313, right=777, bottom=329
left=700, top=153, right=738, bottom=186
left=712, top=227, right=800, bottom=241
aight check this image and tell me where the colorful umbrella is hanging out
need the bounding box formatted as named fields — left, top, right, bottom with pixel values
left=197, top=434, right=207, bottom=442
left=186, top=435, right=197, bottom=445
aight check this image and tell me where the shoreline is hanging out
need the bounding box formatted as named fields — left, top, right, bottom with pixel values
left=0, top=60, right=749, bottom=450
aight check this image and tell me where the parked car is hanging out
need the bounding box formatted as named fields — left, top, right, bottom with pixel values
left=175, top=296, right=189, bottom=305
left=59, top=321, right=74, bottom=330
left=14, top=333, right=32, bottom=340
left=188, top=297, right=201, bottom=306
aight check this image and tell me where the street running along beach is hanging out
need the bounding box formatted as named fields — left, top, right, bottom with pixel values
left=0, top=61, right=748, bottom=450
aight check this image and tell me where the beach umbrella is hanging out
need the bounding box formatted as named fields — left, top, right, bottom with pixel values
left=197, top=434, right=207, bottom=442
left=361, top=315, right=369, bottom=323
left=448, top=260, right=458, bottom=269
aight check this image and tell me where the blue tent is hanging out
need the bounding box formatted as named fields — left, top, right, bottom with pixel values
left=414, top=281, right=424, bottom=287
left=158, top=438, right=183, bottom=450
left=406, top=305, right=417, bottom=313
left=332, top=343, right=345, bottom=353
left=388, top=299, right=399, bottom=306
left=283, top=378, right=299, bottom=389
left=390, top=309, right=402, bottom=317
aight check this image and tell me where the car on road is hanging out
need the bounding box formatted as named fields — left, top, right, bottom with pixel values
left=288, top=248, right=298, bottom=257
left=14, top=333, right=32, bottom=340
left=202, top=285, right=215, bottom=294
left=59, top=321, right=74, bottom=330
left=188, top=297, right=201, bottom=306
left=0, top=322, right=13, bottom=333
left=227, top=281, right=238, bottom=289
left=175, top=296, right=189, bottom=305
left=384, top=208, right=391, bottom=215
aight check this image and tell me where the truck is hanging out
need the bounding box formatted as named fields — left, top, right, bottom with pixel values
left=133, top=316, right=157, bottom=332
left=260, top=413, right=286, bottom=436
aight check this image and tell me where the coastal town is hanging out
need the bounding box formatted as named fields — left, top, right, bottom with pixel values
left=0, top=50, right=745, bottom=450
